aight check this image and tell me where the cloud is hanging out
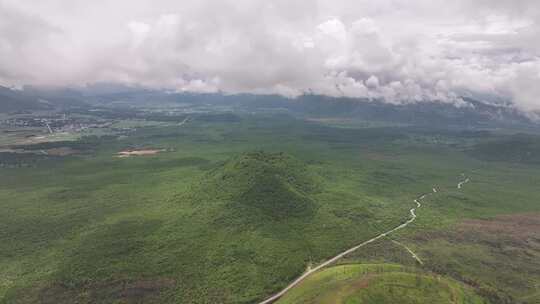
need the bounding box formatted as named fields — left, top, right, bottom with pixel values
left=0, top=0, right=539, bottom=111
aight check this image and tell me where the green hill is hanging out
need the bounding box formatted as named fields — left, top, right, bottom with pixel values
left=2, top=151, right=329, bottom=304
left=190, top=151, right=321, bottom=222
left=276, top=264, right=487, bottom=304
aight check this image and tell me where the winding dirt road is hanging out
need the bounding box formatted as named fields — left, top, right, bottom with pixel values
left=257, top=177, right=469, bottom=304
left=457, top=178, right=470, bottom=189
left=177, top=117, right=190, bottom=127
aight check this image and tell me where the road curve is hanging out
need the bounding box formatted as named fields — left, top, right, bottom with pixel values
left=457, top=178, right=470, bottom=189
left=257, top=176, right=469, bottom=304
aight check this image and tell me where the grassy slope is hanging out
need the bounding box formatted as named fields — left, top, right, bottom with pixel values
left=276, top=264, right=486, bottom=304
left=1, top=115, right=539, bottom=303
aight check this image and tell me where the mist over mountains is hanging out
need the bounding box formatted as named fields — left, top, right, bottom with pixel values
left=1, top=84, right=537, bottom=129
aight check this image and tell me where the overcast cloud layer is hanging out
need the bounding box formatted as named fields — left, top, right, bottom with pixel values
left=1, top=0, right=539, bottom=111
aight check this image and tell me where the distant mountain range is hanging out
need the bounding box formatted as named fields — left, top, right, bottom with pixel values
left=1, top=84, right=538, bottom=129
left=0, top=86, right=52, bottom=112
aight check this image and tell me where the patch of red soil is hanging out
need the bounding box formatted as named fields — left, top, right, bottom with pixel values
left=412, top=213, right=540, bottom=252
left=45, top=147, right=78, bottom=156
left=459, top=213, right=540, bottom=242
left=352, top=275, right=373, bottom=290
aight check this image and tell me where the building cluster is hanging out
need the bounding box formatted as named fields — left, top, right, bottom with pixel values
left=0, top=114, right=113, bottom=134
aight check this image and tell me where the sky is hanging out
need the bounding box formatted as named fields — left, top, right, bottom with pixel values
left=1, top=0, right=539, bottom=111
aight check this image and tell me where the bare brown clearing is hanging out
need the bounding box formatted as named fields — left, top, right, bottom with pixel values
left=116, top=149, right=165, bottom=158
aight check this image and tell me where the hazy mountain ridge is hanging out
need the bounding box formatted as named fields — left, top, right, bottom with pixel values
left=0, top=86, right=52, bottom=112
left=1, top=85, right=538, bottom=129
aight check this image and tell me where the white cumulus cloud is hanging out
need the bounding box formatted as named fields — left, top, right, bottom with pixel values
left=0, top=0, right=539, bottom=111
